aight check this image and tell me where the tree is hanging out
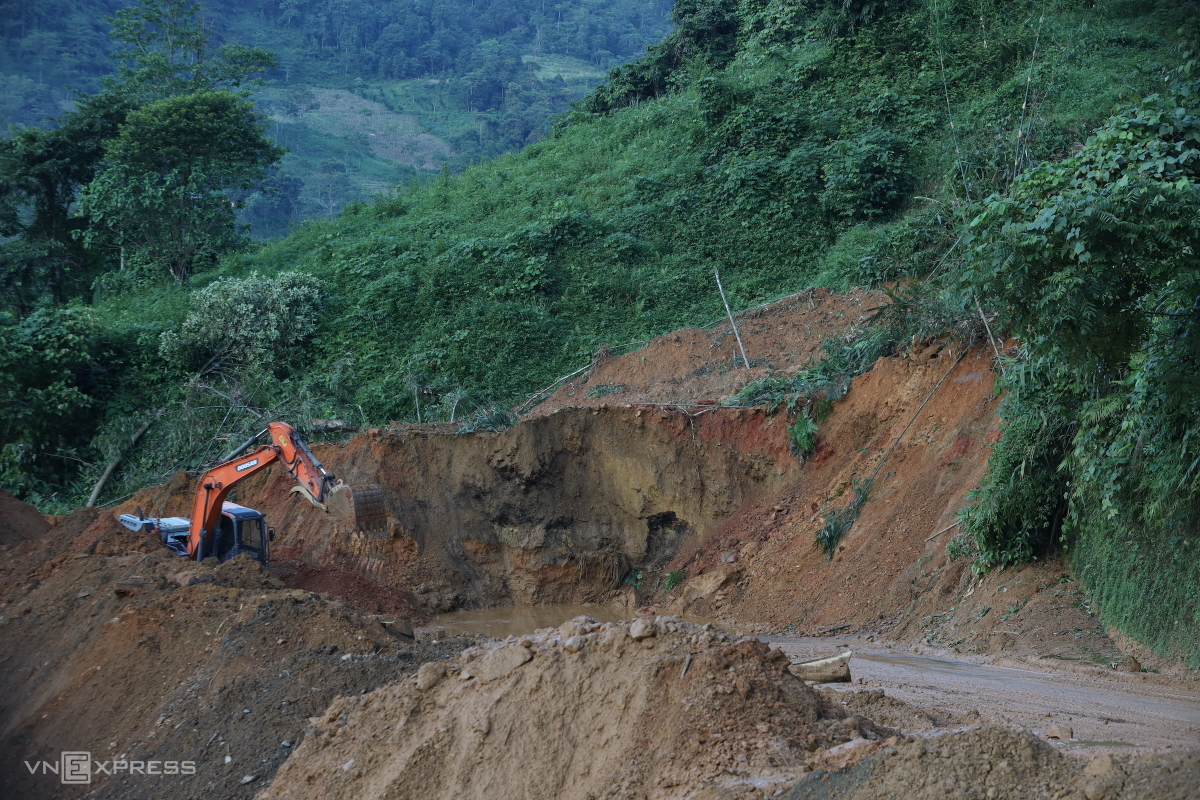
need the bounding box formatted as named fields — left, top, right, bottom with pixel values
left=76, top=90, right=285, bottom=283
left=0, top=91, right=136, bottom=311
left=105, top=0, right=276, bottom=102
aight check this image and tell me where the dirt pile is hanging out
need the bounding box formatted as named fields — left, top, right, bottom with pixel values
left=0, top=486, right=51, bottom=545
left=0, top=504, right=474, bottom=800
left=257, top=617, right=882, bottom=800
left=785, top=726, right=1200, bottom=800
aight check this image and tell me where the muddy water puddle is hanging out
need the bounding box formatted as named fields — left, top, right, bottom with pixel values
left=435, top=604, right=632, bottom=638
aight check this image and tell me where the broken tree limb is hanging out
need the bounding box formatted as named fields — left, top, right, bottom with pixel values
left=975, top=295, right=1004, bottom=374
left=86, top=415, right=157, bottom=508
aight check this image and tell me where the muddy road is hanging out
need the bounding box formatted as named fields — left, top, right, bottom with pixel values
left=770, top=636, right=1200, bottom=753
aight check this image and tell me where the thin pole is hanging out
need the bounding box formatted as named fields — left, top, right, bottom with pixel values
left=714, top=265, right=750, bottom=369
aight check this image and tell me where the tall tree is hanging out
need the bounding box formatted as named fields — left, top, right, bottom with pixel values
left=77, top=90, right=285, bottom=282
left=69, top=0, right=284, bottom=282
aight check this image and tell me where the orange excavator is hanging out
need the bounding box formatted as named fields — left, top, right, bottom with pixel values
left=119, top=421, right=386, bottom=565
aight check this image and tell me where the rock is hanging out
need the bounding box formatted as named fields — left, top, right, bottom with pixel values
left=678, top=565, right=742, bottom=607
left=416, top=662, right=446, bottom=692
left=720, top=551, right=738, bottom=564
left=418, top=625, right=447, bottom=641
left=76, top=588, right=93, bottom=598
left=1084, top=780, right=1116, bottom=800
left=241, top=775, right=258, bottom=785
left=1114, top=654, right=1141, bottom=672
left=1046, top=724, right=1073, bottom=740
left=477, top=644, right=533, bottom=683
left=172, top=571, right=215, bottom=588
left=390, top=619, right=414, bottom=638
left=559, top=620, right=587, bottom=639
left=629, top=618, right=657, bottom=641
left=1083, top=755, right=1117, bottom=777
left=563, top=636, right=585, bottom=653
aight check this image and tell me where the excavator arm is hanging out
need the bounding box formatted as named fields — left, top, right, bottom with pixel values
left=185, top=421, right=386, bottom=560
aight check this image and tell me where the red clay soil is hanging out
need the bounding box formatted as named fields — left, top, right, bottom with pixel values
left=116, top=290, right=1152, bottom=670
left=0, top=487, right=51, bottom=545
left=270, top=556, right=429, bottom=619
left=534, top=288, right=885, bottom=414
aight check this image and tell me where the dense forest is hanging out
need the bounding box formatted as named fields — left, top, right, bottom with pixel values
left=2, top=0, right=1198, bottom=667
left=1, top=0, right=673, bottom=231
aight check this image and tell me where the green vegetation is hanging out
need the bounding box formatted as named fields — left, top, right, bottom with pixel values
left=787, top=411, right=818, bottom=460
left=2, top=0, right=1198, bottom=663
left=3, top=0, right=673, bottom=231
left=661, top=567, right=687, bottom=593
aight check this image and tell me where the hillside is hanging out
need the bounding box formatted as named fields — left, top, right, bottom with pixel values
left=0, top=0, right=673, bottom=231
left=2, top=294, right=1198, bottom=800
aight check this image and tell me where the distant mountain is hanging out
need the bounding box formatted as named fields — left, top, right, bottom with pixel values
left=0, top=0, right=673, bottom=233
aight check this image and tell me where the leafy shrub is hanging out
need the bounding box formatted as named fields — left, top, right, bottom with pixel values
left=0, top=308, right=102, bottom=498
left=820, top=129, right=914, bottom=221
left=788, top=411, right=819, bottom=460
left=158, top=271, right=324, bottom=377
left=815, top=483, right=870, bottom=560
left=958, top=363, right=1074, bottom=569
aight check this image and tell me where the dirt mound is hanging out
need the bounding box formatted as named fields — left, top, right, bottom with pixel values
left=257, top=617, right=885, bottom=800
left=786, top=726, right=1200, bottom=800
left=0, top=514, right=474, bottom=800
left=0, top=487, right=51, bottom=545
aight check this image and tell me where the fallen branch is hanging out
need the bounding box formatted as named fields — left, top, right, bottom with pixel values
left=925, top=520, right=962, bottom=542
left=86, top=415, right=158, bottom=508
left=714, top=265, right=751, bottom=369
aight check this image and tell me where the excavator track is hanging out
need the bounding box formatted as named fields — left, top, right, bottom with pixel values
left=327, top=482, right=388, bottom=535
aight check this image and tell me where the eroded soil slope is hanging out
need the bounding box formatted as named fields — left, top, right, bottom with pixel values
left=123, top=288, right=1145, bottom=667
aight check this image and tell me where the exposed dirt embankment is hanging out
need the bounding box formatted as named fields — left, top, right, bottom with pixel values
left=123, top=289, right=1127, bottom=663
left=0, top=503, right=476, bottom=800
left=126, top=405, right=799, bottom=613
left=535, top=289, right=883, bottom=413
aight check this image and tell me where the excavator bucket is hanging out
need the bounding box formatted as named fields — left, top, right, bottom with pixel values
left=327, top=482, right=388, bottom=535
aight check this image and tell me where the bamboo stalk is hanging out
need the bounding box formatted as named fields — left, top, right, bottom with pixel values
left=714, top=265, right=750, bottom=369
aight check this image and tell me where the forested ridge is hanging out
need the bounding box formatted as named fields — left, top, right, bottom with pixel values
left=2, top=0, right=1198, bottom=664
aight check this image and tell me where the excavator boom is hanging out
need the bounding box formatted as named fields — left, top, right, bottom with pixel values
left=184, top=422, right=386, bottom=561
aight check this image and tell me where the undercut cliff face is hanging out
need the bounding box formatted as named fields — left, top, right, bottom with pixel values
left=126, top=405, right=799, bottom=610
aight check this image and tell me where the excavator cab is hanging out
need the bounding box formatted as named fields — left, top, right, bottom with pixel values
left=205, top=502, right=271, bottom=564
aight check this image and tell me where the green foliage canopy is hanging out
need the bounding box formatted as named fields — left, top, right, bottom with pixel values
left=77, top=90, right=286, bottom=282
